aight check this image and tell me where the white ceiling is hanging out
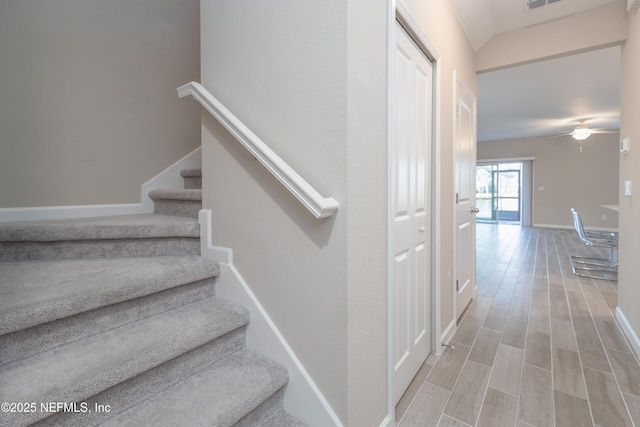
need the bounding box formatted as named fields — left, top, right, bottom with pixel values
left=453, top=0, right=620, bottom=51
left=453, top=0, right=622, bottom=142
left=477, top=46, right=621, bottom=141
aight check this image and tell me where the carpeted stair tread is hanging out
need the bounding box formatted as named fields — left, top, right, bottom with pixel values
left=149, top=189, right=202, bottom=218
left=0, top=297, right=250, bottom=426
left=0, top=256, right=219, bottom=336
left=100, top=348, right=289, bottom=427
left=180, top=168, right=202, bottom=178
left=148, top=188, right=202, bottom=201
left=0, top=214, right=199, bottom=242
left=0, top=162, right=302, bottom=425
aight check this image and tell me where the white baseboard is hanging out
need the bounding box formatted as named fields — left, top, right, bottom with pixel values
left=0, top=148, right=201, bottom=223
left=378, top=414, right=394, bottom=427
left=615, top=307, right=640, bottom=360
left=533, top=223, right=619, bottom=233
left=0, top=203, right=146, bottom=223
left=198, top=209, right=233, bottom=264
left=199, top=209, right=342, bottom=427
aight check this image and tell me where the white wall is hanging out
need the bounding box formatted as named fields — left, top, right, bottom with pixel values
left=618, top=7, right=640, bottom=353
left=478, top=134, right=620, bottom=229
left=346, top=0, right=389, bottom=424
left=0, top=0, right=201, bottom=208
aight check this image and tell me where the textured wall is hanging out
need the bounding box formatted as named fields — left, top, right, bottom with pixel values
left=0, top=0, right=201, bottom=207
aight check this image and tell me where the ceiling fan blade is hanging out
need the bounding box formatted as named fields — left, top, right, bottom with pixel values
left=591, top=130, right=618, bottom=134
left=546, top=133, right=572, bottom=138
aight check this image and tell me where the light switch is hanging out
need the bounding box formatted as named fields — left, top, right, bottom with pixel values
left=625, top=181, right=632, bottom=197
left=621, top=137, right=631, bottom=154
left=538, top=186, right=544, bottom=191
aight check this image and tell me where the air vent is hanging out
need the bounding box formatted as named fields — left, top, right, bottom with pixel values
left=526, top=0, right=560, bottom=10
left=629, top=0, right=640, bottom=11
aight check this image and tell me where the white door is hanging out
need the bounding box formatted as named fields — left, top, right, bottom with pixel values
left=391, top=21, right=432, bottom=404
left=454, top=78, right=477, bottom=321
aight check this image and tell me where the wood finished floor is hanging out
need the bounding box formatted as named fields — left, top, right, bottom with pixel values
left=396, top=223, right=640, bottom=427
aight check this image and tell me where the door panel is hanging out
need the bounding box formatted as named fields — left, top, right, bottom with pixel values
left=392, top=21, right=432, bottom=404
left=454, top=80, right=477, bottom=321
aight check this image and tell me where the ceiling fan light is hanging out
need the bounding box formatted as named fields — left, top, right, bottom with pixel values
left=571, top=127, right=592, bottom=141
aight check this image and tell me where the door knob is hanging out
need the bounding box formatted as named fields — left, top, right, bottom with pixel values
left=418, top=226, right=426, bottom=232
left=470, top=207, right=480, bottom=214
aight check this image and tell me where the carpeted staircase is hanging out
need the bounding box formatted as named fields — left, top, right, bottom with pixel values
left=0, top=168, right=306, bottom=426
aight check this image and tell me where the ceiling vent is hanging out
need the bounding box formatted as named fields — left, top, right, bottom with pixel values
left=629, top=0, right=640, bottom=12
left=526, top=0, right=560, bottom=10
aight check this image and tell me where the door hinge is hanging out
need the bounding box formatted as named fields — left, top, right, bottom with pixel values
left=455, top=104, right=460, bottom=116
left=456, top=279, right=459, bottom=291
left=456, top=193, right=459, bottom=204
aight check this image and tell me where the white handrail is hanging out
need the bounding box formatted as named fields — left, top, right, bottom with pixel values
left=177, top=82, right=339, bottom=219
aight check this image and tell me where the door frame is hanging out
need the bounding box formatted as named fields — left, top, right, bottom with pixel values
left=387, top=0, right=442, bottom=422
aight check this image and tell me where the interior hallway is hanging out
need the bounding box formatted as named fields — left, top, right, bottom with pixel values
left=396, top=223, right=640, bottom=426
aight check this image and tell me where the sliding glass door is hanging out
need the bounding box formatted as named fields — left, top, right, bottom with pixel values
left=476, top=164, right=497, bottom=221
left=476, top=162, right=522, bottom=224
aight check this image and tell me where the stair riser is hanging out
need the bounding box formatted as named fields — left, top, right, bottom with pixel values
left=236, top=387, right=287, bottom=427
left=153, top=200, right=202, bottom=218
left=35, top=327, right=247, bottom=427
left=0, top=278, right=217, bottom=366
left=0, top=238, right=199, bottom=261
left=183, top=176, right=202, bottom=189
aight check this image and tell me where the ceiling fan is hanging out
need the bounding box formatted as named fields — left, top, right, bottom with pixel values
left=548, top=119, right=618, bottom=152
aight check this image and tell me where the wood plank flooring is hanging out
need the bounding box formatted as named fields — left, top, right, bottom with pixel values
left=397, top=224, right=639, bottom=426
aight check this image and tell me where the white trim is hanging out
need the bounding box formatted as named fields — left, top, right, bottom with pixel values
left=177, top=82, right=339, bottom=219
left=432, top=42, right=443, bottom=359
left=0, top=148, right=202, bottom=223
left=378, top=414, right=394, bottom=427
left=395, top=1, right=441, bottom=62
left=0, top=203, right=144, bottom=224
left=615, top=307, right=640, bottom=360
left=198, top=210, right=233, bottom=265
left=386, top=3, right=396, bottom=424
left=477, top=157, right=535, bottom=163
left=199, top=209, right=342, bottom=427
left=533, top=223, right=619, bottom=233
